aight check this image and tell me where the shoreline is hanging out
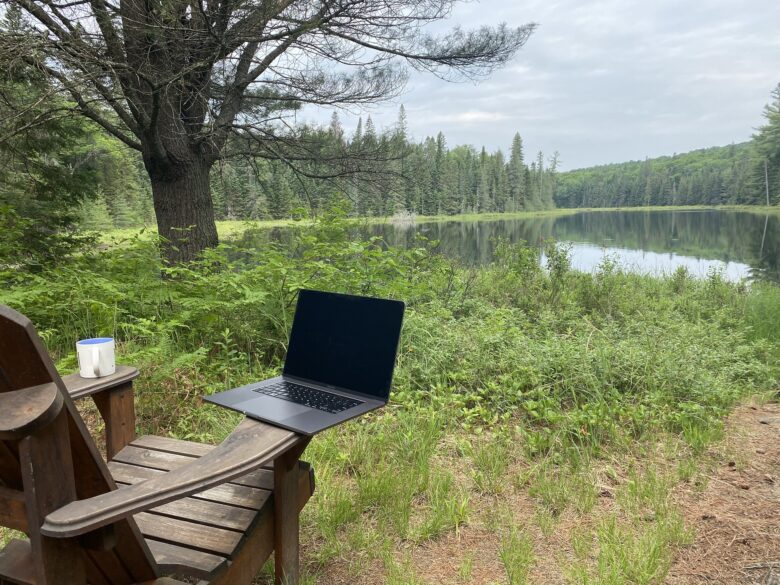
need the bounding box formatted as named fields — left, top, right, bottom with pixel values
left=100, top=204, right=780, bottom=242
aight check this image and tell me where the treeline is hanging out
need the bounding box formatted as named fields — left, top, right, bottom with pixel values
left=210, top=109, right=558, bottom=220
left=554, top=84, right=780, bottom=209
left=553, top=143, right=761, bottom=208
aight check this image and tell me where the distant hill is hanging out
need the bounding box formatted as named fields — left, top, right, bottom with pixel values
left=554, top=142, right=765, bottom=208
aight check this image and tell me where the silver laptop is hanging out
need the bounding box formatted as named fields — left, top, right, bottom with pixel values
left=204, top=289, right=405, bottom=435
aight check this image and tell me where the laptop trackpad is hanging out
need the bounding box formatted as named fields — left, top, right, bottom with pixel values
left=240, top=395, right=311, bottom=418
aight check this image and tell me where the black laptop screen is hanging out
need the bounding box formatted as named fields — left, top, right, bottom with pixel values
left=283, top=290, right=405, bottom=399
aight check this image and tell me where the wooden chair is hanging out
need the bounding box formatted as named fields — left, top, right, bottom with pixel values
left=0, top=305, right=315, bottom=585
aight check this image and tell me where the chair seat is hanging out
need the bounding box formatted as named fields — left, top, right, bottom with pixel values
left=109, top=436, right=314, bottom=582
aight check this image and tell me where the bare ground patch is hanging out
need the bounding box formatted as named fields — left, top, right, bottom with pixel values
left=667, top=402, right=780, bottom=585
left=666, top=404, right=780, bottom=585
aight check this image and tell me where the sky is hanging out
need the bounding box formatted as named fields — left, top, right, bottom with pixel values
left=300, top=0, right=780, bottom=171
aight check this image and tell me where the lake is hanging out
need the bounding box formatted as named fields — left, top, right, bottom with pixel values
left=243, top=209, right=780, bottom=283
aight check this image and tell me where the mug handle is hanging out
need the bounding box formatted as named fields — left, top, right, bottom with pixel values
left=92, top=346, right=102, bottom=378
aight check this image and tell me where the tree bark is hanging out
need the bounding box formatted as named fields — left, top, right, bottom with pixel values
left=148, top=159, right=219, bottom=264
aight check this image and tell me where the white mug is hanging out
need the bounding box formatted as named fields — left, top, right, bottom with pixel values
left=76, top=338, right=116, bottom=378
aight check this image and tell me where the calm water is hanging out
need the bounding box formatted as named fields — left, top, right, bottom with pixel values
left=243, top=210, right=780, bottom=282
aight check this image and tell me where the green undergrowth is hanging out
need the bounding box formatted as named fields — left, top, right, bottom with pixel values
left=4, top=209, right=777, bottom=445
left=1, top=206, right=778, bottom=582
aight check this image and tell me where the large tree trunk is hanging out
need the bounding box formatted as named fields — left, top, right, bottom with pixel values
left=147, top=158, right=219, bottom=264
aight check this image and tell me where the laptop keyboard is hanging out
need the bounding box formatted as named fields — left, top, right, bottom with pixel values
left=254, top=381, right=362, bottom=414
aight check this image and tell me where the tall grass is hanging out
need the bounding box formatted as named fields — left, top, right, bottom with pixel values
left=1, top=210, right=776, bottom=447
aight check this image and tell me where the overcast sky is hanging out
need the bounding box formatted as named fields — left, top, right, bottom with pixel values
left=301, top=0, right=780, bottom=171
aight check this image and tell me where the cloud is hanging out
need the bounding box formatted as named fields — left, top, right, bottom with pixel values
left=302, top=0, right=780, bottom=170
left=427, top=111, right=509, bottom=124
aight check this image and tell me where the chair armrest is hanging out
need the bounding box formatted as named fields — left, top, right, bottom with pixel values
left=61, top=366, right=139, bottom=400
left=0, top=382, right=63, bottom=440
left=40, top=418, right=305, bottom=537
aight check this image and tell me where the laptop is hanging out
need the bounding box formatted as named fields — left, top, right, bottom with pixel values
left=204, top=289, right=405, bottom=435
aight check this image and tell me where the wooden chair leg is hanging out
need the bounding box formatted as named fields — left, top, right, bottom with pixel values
left=93, top=382, right=136, bottom=460
left=19, top=411, right=87, bottom=585
left=274, top=440, right=310, bottom=585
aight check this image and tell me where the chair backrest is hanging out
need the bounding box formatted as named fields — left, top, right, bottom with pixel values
left=0, top=305, right=159, bottom=584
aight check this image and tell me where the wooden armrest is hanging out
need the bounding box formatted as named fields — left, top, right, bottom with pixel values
left=41, top=418, right=304, bottom=537
left=62, top=365, right=139, bottom=400
left=0, top=382, right=63, bottom=440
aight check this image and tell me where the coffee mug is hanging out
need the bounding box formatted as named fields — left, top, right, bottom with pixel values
left=76, top=337, right=116, bottom=378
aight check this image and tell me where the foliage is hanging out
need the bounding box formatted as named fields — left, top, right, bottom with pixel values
left=0, top=22, right=99, bottom=266
left=2, top=211, right=776, bottom=447
left=555, top=142, right=761, bottom=208
left=753, top=82, right=780, bottom=204
left=556, top=84, right=780, bottom=209
left=0, top=9, right=153, bottom=266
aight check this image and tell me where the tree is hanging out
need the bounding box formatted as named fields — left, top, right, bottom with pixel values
left=507, top=132, right=525, bottom=210
left=754, top=83, right=780, bottom=204
left=0, top=7, right=103, bottom=264
left=1, top=1, right=536, bottom=263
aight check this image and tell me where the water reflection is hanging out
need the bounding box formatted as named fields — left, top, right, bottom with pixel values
left=236, top=210, right=780, bottom=283
left=544, top=243, right=752, bottom=281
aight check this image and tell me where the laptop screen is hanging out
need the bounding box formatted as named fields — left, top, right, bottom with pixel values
left=283, top=290, right=405, bottom=399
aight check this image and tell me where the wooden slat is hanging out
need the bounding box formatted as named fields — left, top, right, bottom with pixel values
left=0, top=486, right=27, bottom=532
left=0, top=306, right=54, bottom=392
left=134, top=512, right=242, bottom=557
left=149, top=496, right=256, bottom=532
left=61, top=367, right=139, bottom=400
left=131, top=435, right=214, bottom=457
left=145, top=540, right=227, bottom=580
left=130, top=435, right=282, bottom=490
left=42, top=419, right=301, bottom=538
left=114, top=446, right=275, bottom=490
left=82, top=553, right=111, bottom=585
left=0, top=539, right=36, bottom=585
left=109, top=461, right=270, bottom=510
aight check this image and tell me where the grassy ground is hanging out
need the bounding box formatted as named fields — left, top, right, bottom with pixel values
left=293, top=395, right=779, bottom=585
left=2, top=213, right=779, bottom=582
left=101, top=208, right=579, bottom=242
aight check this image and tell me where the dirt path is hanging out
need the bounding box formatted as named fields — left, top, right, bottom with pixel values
left=668, top=402, right=780, bottom=585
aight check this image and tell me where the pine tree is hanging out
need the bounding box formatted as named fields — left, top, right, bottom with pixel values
left=329, top=112, right=345, bottom=145
left=507, top=132, right=526, bottom=210
left=80, top=189, right=113, bottom=230
left=543, top=151, right=560, bottom=209
left=352, top=118, right=364, bottom=145
left=266, top=168, right=295, bottom=219
left=753, top=83, right=780, bottom=204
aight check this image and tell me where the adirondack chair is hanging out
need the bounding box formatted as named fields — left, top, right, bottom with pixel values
left=0, top=305, right=315, bottom=585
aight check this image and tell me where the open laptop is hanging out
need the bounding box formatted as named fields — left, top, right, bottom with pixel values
left=204, top=289, right=405, bottom=435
